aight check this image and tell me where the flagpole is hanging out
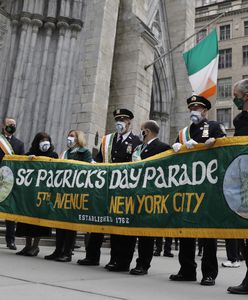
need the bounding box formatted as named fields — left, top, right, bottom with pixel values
left=144, top=11, right=226, bottom=71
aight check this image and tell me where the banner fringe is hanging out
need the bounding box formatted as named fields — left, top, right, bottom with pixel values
left=1, top=213, right=248, bottom=238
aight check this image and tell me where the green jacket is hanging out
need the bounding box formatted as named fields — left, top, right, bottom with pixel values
left=66, top=147, right=92, bottom=163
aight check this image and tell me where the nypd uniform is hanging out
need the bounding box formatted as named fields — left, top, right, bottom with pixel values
left=77, top=109, right=140, bottom=267
left=180, top=119, right=225, bottom=143
left=170, top=95, right=226, bottom=285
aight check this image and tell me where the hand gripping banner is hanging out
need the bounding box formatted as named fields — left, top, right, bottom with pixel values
left=0, top=137, right=248, bottom=238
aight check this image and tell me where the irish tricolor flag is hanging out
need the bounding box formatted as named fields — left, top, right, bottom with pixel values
left=183, top=29, right=219, bottom=98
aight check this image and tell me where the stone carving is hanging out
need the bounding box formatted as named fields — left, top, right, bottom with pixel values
left=0, top=6, right=8, bottom=49
left=0, top=21, right=7, bottom=49
left=0, top=0, right=5, bottom=10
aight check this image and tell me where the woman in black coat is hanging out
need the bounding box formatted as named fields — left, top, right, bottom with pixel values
left=15, top=132, right=58, bottom=256
left=44, top=129, right=92, bottom=262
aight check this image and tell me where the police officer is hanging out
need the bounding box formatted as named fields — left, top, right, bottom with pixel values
left=77, top=109, right=140, bottom=269
left=170, top=95, right=226, bottom=286
left=227, top=79, right=248, bottom=294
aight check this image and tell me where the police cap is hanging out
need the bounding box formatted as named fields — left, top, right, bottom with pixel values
left=187, top=95, right=211, bottom=110
left=113, top=108, right=134, bottom=120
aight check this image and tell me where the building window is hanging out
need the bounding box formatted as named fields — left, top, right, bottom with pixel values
left=244, top=21, right=248, bottom=36
left=196, top=29, right=207, bottom=44
left=218, top=2, right=231, bottom=9
left=217, top=78, right=232, bottom=99
left=219, top=25, right=230, bottom=40
left=217, top=108, right=231, bottom=129
left=243, top=75, right=248, bottom=79
left=219, top=48, right=232, bottom=69
left=243, top=46, right=248, bottom=65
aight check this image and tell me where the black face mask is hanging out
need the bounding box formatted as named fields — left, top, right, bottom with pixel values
left=5, top=124, right=16, bottom=134
left=233, top=97, right=244, bottom=110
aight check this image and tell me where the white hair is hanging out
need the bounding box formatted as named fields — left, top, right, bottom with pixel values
left=234, top=79, right=248, bottom=94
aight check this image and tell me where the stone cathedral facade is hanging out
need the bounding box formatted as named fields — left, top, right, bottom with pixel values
left=0, top=0, right=194, bottom=153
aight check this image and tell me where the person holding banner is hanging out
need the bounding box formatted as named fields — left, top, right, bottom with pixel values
left=44, top=130, right=92, bottom=262
left=227, top=79, right=248, bottom=294
left=77, top=108, right=140, bottom=271
left=0, top=117, right=24, bottom=250
left=170, top=95, right=226, bottom=286
left=129, top=120, right=171, bottom=275
left=15, top=132, right=58, bottom=256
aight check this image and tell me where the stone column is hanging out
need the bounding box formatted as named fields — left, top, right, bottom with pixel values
left=30, top=18, right=56, bottom=138
left=73, top=0, right=120, bottom=151
left=7, top=12, right=32, bottom=118
left=60, top=0, right=70, bottom=17
left=23, top=0, right=31, bottom=11
left=0, top=15, right=18, bottom=117
left=107, top=0, right=157, bottom=134
left=50, top=16, right=72, bottom=140
left=19, top=14, right=43, bottom=129
left=166, top=0, right=195, bottom=143
left=47, top=0, right=57, bottom=17
left=57, top=19, right=83, bottom=149
left=30, top=0, right=57, bottom=137
left=45, top=17, right=70, bottom=135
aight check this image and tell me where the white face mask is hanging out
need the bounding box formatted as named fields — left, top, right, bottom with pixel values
left=115, top=121, right=126, bottom=134
left=39, top=141, right=50, bottom=152
left=190, top=110, right=203, bottom=124
left=67, top=136, right=76, bottom=148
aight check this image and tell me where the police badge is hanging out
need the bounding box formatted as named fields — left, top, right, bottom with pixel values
left=126, top=144, right=132, bottom=154
left=202, top=123, right=209, bottom=138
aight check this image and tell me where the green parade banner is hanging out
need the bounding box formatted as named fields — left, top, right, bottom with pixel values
left=0, top=137, right=248, bottom=238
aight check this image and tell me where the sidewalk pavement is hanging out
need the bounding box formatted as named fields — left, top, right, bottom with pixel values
left=0, top=244, right=245, bottom=300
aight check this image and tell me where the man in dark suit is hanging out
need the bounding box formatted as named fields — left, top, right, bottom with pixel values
left=227, top=79, right=248, bottom=294
left=169, top=95, right=226, bottom=286
left=77, top=109, right=141, bottom=269
left=128, top=120, right=171, bottom=275
left=0, top=117, right=24, bottom=250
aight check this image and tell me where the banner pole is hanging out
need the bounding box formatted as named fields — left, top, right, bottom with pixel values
left=144, top=11, right=226, bottom=71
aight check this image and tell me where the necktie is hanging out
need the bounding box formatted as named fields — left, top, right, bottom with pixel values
left=117, top=135, right=123, bottom=145
left=142, top=143, right=147, bottom=151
